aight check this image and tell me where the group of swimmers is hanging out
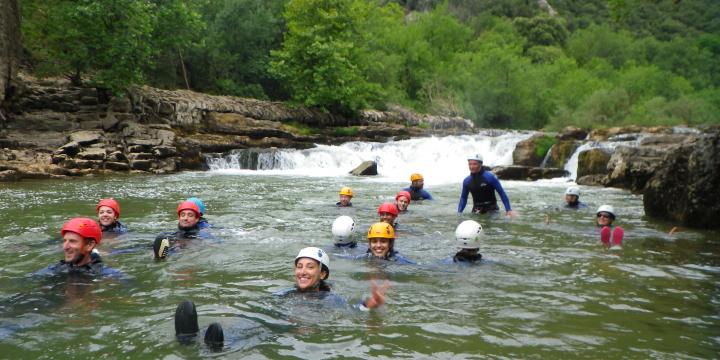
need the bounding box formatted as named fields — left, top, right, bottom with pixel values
left=36, top=153, right=624, bottom=350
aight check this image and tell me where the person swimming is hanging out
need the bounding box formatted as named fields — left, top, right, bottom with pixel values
left=403, top=173, right=433, bottom=200
left=331, top=215, right=357, bottom=248
left=395, top=191, right=411, bottom=213
left=336, top=187, right=353, bottom=207
left=36, top=217, right=121, bottom=277
left=378, top=202, right=399, bottom=229
left=449, top=220, right=484, bottom=264
left=96, top=198, right=128, bottom=234
left=596, top=205, right=624, bottom=248
left=563, top=187, right=587, bottom=209
left=153, top=201, right=213, bottom=259
left=173, top=247, right=389, bottom=350
left=357, top=222, right=415, bottom=264
left=187, top=197, right=211, bottom=229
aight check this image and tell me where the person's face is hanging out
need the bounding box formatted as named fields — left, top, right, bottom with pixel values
left=295, top=258, right=325, bottom=291
left=339, top=195, right=352, bottom=206
left=597, top=212, right=614, bottom=226
left=97, top=206, right=118, bottom=226
left=396, top=197, right=409, bottom=211
left=565, top=194, right=578, bottom=205
left=379, top=212, right=396, bottom=224
left=411, top=179, right=424, bottom=189
left=178, top=210, right=199, bottom=228
left=468, top=160, right=482, bottom=173
left=63, top=231, right=93, bottom=264
left=369, top=237, right=392, bottom=258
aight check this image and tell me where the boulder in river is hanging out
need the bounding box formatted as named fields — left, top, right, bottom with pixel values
left=577, top=148, right=611, bottom=178
left=512, top=133, right=555, bottom=167
left=606, top=146, right=666, bottom=192
left=644, top=133, right=720, bottom=228
left=349, top=161, right=377, bottom=176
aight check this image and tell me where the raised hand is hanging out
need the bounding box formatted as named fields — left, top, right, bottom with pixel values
left=365, top=279, right=391, bottom=309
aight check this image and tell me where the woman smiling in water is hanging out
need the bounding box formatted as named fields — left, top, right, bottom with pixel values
left=174, top=247, right=390, bottom=350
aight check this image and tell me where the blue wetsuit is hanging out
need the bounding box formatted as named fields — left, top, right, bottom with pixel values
left=336, top=201, right=353, bottom=207
left=458, top=170, right=511, bottom=213
left=352, top=249, right=416, bottom=265
left=101, top=220, right=128, bottom=234
left=197, top=218, right=211, bottom=229
left=274, top=288, right=370, bottom=310
left=403, top=186, right=433, bottom=200
left=564, top=201, right=588, bottom=210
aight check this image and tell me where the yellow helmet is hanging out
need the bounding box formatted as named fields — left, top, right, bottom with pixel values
left=339, top=187, right=353, bottom=197
left=410, top=173, right=423, bottom=182
left=367, top=222, right=395, bottom=239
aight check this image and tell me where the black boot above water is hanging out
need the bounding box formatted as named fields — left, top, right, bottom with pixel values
left=175, top=300, right=199, bottom=344
left=204, top=322, right=224, bottom=350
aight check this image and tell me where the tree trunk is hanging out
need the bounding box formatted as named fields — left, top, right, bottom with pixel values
left=178, top=49, right=190, bottom=90
left=0, top=0, right=21, bottom=103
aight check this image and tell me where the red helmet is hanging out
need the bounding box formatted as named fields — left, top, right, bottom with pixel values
left=377, top=202, right=399, bottom=217
left=61, top=217, right=103, bottom=245
left=96, top=198, right=121, bottom=218
left=395, top=191, right=411, bottom=204
left=177, top=201, right=201, bottom=217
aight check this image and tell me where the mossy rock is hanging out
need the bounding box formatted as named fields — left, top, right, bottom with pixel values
left=513, top=133, right=557, bottom=167
left=577, top=148, right=611, bottom=178
left=546, top=140, right=580, bottom=168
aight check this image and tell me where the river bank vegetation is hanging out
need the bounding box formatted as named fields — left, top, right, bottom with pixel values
left=18, top=0, right=720, bottom=129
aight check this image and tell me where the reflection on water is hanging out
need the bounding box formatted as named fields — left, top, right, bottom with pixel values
left=0, top=173, right=718, bottom=358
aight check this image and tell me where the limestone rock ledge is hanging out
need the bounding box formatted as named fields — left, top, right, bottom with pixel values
left=0, top=75, right=475, bottom=180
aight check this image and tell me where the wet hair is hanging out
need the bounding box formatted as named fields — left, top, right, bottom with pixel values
left=454, top=249, right=482, bottom=263
left=317, top=280, right=331, bottom=292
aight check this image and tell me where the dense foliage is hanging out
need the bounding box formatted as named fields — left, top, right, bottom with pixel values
left=19, top=0, right=720, bottom=129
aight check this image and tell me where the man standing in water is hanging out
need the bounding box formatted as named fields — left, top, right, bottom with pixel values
left=457, top=154, right=516, bottom=216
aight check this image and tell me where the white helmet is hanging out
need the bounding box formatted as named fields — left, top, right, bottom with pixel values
left=596, top=205, right=616, bottom=219
left=295, top=247, right=330, bottom=277
left=467, top=154, right=483, bottom=162
left=565, top=186, right=580, bottom=197
left=455, top=220, right=483, bottom=249
left=332, top=216, right=356, bottom=244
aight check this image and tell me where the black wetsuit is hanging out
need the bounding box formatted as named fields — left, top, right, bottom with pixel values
left=156, top=224, right=212, bottom=241
left=458, top=169, right=511, bottom=213
left=101, top=220, right=128, bottom=234
left=453, top=252, right=482, bottom=263
left=36, top=256, right=120, bottom=277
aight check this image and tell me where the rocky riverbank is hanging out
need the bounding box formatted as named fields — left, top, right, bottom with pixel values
left=0, top=74, right=473, bottom=180
left=505, top=125, right=720, bottom=228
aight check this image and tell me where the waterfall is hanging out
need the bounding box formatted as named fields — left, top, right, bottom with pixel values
left=564, top=133, right=647, bottom=181
left=539, top=144, right=554, bottom=168
left=205, top=132, right=535, bottom=184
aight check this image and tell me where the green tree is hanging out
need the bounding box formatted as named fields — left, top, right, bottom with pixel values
left=270, top=0, right=382, bottom=113
left=513, top=15, right=569, bottom=49
left=21, top=0, right=155, bottom=93
left=189, top=0, right=287, bottom=99
left=146, top=0, right=205, bottom=90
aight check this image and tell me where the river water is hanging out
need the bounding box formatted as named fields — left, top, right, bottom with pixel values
left=0, top=134, right=718, bottom=359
